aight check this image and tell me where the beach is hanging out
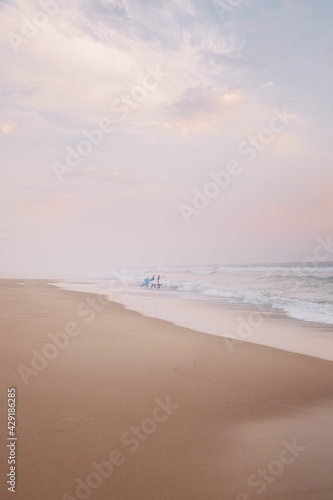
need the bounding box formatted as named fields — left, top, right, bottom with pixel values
left=1, top=280, right=333, bottom=499
left=2, top=0, right=333, bottom=498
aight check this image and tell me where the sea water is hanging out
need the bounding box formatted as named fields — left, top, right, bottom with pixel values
left=151, top=262, right=333, bottom=326
left=52, top=262, right=333, bottom=361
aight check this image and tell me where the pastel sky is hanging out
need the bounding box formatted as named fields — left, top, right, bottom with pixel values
left=1, top=0, right=333, bottom=277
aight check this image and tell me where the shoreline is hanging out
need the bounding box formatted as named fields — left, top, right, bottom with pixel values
left=1, top=280, right=333, bottom=499
left=51, top=279, right=333, bottom=362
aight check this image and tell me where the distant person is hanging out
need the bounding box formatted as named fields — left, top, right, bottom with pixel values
left=150, top=275, right=155, bottom=288
left=140, top=277, right=153, bottom=288
left=157, top=275, right=161, bottom=289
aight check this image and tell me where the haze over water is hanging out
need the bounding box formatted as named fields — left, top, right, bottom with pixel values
left=53, top=260, right=333, bottom=361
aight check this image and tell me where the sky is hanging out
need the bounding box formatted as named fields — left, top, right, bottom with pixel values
left=0, top=0, right=333, bottom=277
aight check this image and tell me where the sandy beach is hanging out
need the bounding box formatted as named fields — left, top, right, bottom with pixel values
left=1, top=279, right=333, bottom=500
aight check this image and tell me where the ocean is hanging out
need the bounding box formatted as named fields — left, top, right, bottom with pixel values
left=52, top=262, right=333, bottom=361
left=80, top=262, right=333, bottom=326
left=149, top=262, right=333, bottom=326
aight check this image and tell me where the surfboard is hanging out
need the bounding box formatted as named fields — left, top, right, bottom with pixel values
left=140, top=279, right=152, bottom=287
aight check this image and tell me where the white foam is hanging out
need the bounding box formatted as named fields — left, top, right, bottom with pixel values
left=49, top=280, right=333, bottom=362
left=191, top=267, right=217, bottom=275
left=217, top=265, right=333, bottom=273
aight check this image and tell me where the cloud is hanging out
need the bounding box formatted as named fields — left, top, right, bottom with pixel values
left=261, top=81, right=274, bottom=89
left=1, top=0, right=333, bottom=274
left=269, top=203, right=279, bottom=215
left=8, top=188, right=72, bottom=214
left=173, top=85, right=242, bottom=115
left=163, top=85, right=244, bottom=136
left=0, top=0, right=243, bottom=139
left=0, top=120, right=16, bottom=134
left=73, top=0, right=132, bottom=41
left=76, top=167, right=156, bottom=185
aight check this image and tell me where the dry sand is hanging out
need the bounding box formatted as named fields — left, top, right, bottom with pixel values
left=1, top=280, right=333, bottom=500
